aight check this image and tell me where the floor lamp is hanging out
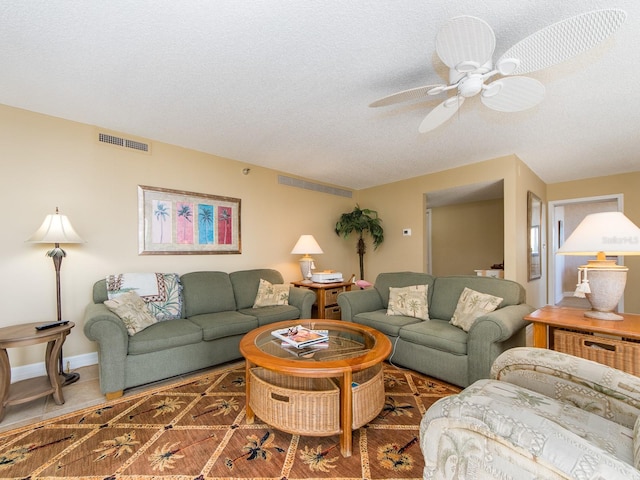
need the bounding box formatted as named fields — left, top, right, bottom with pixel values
left=27, top=207, right=85, bottom=385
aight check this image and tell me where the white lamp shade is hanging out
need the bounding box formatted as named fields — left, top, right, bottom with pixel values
left=557, top=212, right=640, bottom=256
left=291, top=235, right=323, bottom=255
left=27, top=211, right=85, bottom=244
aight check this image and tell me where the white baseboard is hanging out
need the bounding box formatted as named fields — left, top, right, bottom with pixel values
left=10, top=352, right=98, bottom=382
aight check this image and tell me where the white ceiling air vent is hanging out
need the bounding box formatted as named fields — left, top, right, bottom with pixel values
left=97, top=130, right=151, bottom=154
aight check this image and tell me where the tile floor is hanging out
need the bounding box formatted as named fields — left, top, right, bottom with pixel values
left=0, top=363, right=227, bottom=434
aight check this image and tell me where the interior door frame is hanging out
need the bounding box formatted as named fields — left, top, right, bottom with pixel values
left=547, top=193, right=623, bottom=307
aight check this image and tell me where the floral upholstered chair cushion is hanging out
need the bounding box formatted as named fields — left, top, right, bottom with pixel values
left=421, top=347, right=640, bottom=480
left=386, top=284, right=429, bottom=320
left=253, top=278, right=290, bottom=307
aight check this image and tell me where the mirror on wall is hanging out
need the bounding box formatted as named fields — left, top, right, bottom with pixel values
left=527, top=191, right=542, bottom=280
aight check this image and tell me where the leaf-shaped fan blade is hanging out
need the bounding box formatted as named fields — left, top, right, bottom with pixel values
left=435, top=16, right=496, bottom=70
left=418, top=96, right=465, bottom=133
left=497, top=9, right=627, bottom=75
left=481, top=76, right=545, bottom=112
left=369, top=84, right=445, bottom=107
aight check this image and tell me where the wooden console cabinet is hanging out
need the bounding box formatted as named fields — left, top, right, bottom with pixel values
left=291, top=280, right=353, bottom=319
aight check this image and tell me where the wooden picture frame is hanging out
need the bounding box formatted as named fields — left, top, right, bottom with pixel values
left=138, top=185, right=241, bottom=255
left=527, top=191, right=542, bottom=280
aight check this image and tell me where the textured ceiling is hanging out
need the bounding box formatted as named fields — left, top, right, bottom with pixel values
left=1, top=1, right=639, bottom=190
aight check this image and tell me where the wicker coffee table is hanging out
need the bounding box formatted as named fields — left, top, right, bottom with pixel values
left=239, top=319, right=391, bottom=457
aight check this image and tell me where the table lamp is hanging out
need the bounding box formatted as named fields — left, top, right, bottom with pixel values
left=27, top=207, right=85, bottom=384
left=557, top=211, right=640, bottom=320
left=291, top=235, right=323, bottom=283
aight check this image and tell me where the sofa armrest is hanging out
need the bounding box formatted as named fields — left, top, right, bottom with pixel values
left=287, top=286, right=316, bottom=319
left=491, top=346, right=640, bottom=429
left=466, top=304, right=534, bottom=384
left=337, top=288, right=384, bottom=322
left=83, top=303, right=129, bottom=395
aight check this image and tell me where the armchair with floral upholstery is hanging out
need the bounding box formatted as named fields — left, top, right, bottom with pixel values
left=420, top=347, right=640, bottom=479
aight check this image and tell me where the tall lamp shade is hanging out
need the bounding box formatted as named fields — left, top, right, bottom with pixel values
left=27, top=207, right=85, bottom=384
left=291, top=235, right=323, bottom=283
left=557, top=211, right=640, bottom=320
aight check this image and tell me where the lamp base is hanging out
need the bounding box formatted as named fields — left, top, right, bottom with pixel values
left=584, top=310, right=624, bottom=321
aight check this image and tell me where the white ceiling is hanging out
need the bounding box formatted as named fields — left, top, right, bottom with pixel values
left=2, top=1, right=639, bottom=190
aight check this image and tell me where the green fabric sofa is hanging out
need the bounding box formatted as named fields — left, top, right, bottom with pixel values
left=337, top=272, right=534, bottom=387
left=84, top=268, right=315, bottom=399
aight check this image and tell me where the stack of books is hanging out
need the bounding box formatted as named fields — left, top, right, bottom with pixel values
left=271, top=325, right=329, bottom=349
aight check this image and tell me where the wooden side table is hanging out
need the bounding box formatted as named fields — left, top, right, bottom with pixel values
left=0, top=321, right=74, bottom=421
left=525, top=306, right=640, bottom=374
left=292, top=280, right=353, bottom=319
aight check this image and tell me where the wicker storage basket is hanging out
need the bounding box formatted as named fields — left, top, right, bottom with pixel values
left=352, top=363, right=385, bottom=429
left=554, top=329, right=640, bottom=375
left=249, top=367, right=340, bottom=435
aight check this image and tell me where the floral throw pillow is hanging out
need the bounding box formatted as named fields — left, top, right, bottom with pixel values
left=450, top=287, right=503, bottom=332
left=253, top=279, right=290, bottom=307
left=104, top=291, right=158, bottom=336
left=387, top=284, right=429, bottom=320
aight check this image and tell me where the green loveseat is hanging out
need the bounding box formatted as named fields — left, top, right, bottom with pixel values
left=337, top=272, right=534, bottom=387
left=84, top=269, right=315, bottom=399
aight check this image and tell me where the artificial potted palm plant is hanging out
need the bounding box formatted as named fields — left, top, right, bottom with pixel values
left=335, top=204, right=384, bottom=281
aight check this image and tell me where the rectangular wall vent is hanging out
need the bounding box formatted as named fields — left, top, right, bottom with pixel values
left=278, top=175, right=352, bottom=198
left=97, top=131, right=151, bottom=154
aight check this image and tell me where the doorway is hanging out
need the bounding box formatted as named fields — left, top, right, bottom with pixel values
left=548, top=194, right=622, bottom=307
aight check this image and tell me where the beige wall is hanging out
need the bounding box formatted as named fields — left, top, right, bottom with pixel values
left=0, top=105, right=358, bottom=367
left=356, top=155, right=548, bottom=307
left=547, top=172, right=640, bottom=313
left=431, top=199, right=504, bottom=276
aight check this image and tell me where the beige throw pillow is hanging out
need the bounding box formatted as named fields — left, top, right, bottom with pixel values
left=253, top=278, right=290, bottom=307
left=104, top=291, right=158, bottom=336
left=450, top=287, right=503, bottom=332
left=387, top=285, right=429, bottom=320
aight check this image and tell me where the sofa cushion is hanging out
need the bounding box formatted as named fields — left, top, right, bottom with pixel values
left=387, top=284, right=429, bottom=320
left=103, top=291, right=158, bottom=335
left=253, top=278, right=289, bottom=307
left=353, top=309, right=421, bottom=337
left=127, top=319, right=202, bottom=355
left=399, top=319, right=468, bottom=355
left=238, top=305, right=301, bottom=326
left=374, top=272, right=435, bottom=308
left=181, top=271, right=237, bottom=317
left=429, top=276, right=524, bottom=321
left=230, top=269, right=285, bottom=309
left=450, top=287, right=503, bottom=332
left=634, top=416, right=640, bottom=469
left=188, top=311, right=258, bottom=341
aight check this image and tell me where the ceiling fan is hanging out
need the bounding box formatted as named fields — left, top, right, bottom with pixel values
left=370, top=9, right=627, bottom=133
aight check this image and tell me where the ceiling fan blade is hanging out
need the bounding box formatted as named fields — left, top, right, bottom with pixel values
left=369, top=84, right=446, bottom=107
left=481, top=76, right=545, bottom=112
left=418, top=96, right=465, bottom=133
left=497, top=9, right=627, bottom=75
left=435, top=16, right=495, bottom=70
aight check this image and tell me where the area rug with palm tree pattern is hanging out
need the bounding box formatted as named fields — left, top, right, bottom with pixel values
left=0, top=362, right=460, bottom=479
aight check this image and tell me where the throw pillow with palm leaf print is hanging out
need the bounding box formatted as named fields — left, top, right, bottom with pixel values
left=450, top=287, right=503, bottom=332
left=387, top=284, right=429, bottom=320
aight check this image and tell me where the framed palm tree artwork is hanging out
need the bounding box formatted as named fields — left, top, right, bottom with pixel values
left=138, top=185, right=241, bottom=254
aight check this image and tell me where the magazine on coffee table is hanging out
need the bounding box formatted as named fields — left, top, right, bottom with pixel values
left=271, top=325, right=329, bottom=349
